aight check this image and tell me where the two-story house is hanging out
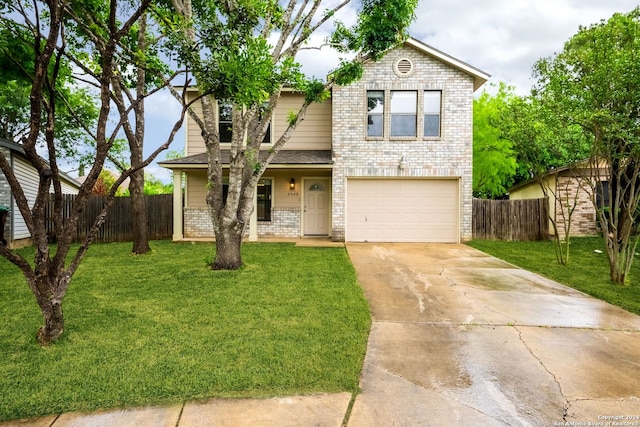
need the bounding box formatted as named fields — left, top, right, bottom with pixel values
left=160, top=38, right=489, bottom=243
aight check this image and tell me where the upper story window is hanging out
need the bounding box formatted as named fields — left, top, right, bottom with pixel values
left=390, top=91, right=417, bottom=137
left=258, top=103, right=272, bottom=144
left=219, top=101, right=271, bottom=144
left=367, top=90, right=384, bottom=137
left=423, top=91, right=441, bottom=137
left=219, top=102, right=233, bottom=143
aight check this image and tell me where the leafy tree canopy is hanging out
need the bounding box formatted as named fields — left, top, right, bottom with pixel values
left=472, top=83, right=517, bottom=198
left=531, top=7, right=640, bottom=284
left=0, top=24, right=98, bottom=156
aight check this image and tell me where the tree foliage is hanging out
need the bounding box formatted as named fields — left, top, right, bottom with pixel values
left=472, top=83, right=517, bottom=199
left=0, top=25, right=98, bottom=153
left=532, top=8, right=640, bottom=283
left=166, top=0, right=418, bottom=270
left=0, top=0, right=186, bottom=344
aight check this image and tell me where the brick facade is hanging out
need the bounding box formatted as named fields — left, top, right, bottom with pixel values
left=184, top=207, right=301, bottom=239
left=169, top=40, right=485, bottom=243
left=184, top=207, right=214, bottom=238
left=554, top=175, right=599, bottom=236
left=331, top=45, right=475, bottom=241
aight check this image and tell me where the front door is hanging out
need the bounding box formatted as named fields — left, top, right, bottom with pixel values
left=304, top=179, right=329, bottom=235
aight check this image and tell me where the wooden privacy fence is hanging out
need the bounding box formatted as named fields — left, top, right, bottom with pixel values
left=46, top=194, right=173, bottom=243
left=472, top=198, right=548, bottom=241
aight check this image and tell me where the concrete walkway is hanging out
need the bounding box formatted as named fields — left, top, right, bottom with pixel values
left=3, top=243, right=640, bottom=426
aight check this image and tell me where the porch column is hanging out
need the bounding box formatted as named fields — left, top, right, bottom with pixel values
left=249, top=188, right=258, bottom=241
left=172, top=170, right=183, bottom=241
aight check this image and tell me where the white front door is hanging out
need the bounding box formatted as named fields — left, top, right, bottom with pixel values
left=304, top=179, right=329, bottom=235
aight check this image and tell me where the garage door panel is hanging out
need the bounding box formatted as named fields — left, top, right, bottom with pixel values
left=346, top=179, right=458, bottom=242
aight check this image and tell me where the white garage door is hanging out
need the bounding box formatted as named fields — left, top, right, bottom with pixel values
left=346, top=179, right=459, bottom=242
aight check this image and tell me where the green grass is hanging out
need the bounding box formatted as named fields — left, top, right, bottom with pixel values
left=468, top=237, right=640, bottom=316
left=0, top=241, right=371, bottom=422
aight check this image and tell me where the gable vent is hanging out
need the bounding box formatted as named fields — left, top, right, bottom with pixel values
left=394, top=58, right=414, bottom=77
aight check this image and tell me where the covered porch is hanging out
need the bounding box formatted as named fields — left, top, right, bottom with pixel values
left=159, top=150, right=333, bottom=242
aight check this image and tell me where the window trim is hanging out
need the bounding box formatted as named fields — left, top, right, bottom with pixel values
left=364, top=89, right=444, bottom=141
left=256, top=177, right=273, bottom=222
left=218, top=101, right=273, bottom=145
left=218, top=100, right=233, bottom=143
left=423, top=90, right=442, bottom=139
left=390, top=90, right=418, bottom=138
left=258, top=102, right=273, bottom=145
left=366, top=90, right=385, bottom=139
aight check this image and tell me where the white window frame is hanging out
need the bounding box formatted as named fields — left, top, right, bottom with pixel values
left=423, top=90, right=442, bottom=138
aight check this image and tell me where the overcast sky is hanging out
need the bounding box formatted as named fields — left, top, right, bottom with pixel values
left=145, top=0, right=638, bottom=182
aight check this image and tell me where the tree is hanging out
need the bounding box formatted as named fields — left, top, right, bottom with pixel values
left=167, top=0, right=419, bottom=270
left=472, top=83, right=517, bottom=199
left=142, top=173, right=172, bottom=194
left=532, top=8, right=640, bottom=283
left=63, top=5, right=176, bottom=255
left=0, top=0, right=186, bottom=345
left=0, top=26, right=99, bottom=152
left=506, top=94, right=591, bottom=265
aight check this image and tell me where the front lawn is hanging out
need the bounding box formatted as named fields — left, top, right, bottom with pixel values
left=0, top=241, right=371, bottom=422
left=468, top=237, right=640, bottom=316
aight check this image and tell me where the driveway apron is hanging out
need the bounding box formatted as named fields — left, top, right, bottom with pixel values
left=346, top=243, right=640, bottom=426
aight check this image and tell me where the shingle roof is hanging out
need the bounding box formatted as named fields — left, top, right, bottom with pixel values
left=159, top=150, right=333, bottom=168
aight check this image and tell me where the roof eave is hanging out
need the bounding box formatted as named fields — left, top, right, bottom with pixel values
left=158, top=162, right=333, bottom=170
left=405, top=38, right=491, bottom=91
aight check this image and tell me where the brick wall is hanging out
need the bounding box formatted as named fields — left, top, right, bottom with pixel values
left=184, top=207, right=214, bottom=238
left=257, top=208, right=300, bottom=238
left=184, top=207, right=301, bottom=239
left=331, top=45, right=475, bottom=241
left=555, top=175, right=599, bottom=236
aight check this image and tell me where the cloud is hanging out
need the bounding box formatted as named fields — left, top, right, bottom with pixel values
left=146, top=0, right=637, bottom=182
left=410, top=0, right=637, bottom=94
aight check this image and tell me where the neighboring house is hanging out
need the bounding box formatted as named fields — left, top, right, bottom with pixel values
left=509, top=164, right=607, bottom=237
left=0, top=137, right=81, bottom=248
left=160, top=38, right=489, bottom=243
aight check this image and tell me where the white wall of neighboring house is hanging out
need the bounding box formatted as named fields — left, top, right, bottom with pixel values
left=1, top=138, right=81, bottom=245
left=11, top=156, right=40, bottom=240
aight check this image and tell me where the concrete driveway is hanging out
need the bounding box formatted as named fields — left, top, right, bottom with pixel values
left=346, top=243, right=640, bottom=426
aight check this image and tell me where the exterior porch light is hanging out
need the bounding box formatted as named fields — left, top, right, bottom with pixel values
left=289, top=178, right=296, bottom=190
left=399, top=155, right=407, bottom=170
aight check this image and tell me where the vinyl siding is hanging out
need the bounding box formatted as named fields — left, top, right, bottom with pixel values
left=186, top=171, right=208, bottom=208
left=12, top=156, right=39, bottom=240
left=184, top=91, right=332, bottom=155
left=184, top=169, right=331, bottom=210
left=272, top=94, right=332, bottom=150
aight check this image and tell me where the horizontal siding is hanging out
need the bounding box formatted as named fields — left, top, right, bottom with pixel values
left=60, top=178, right=80, bottom=194
left=0, top=147, right=10, bottom=208
left=186, top=171, right=208, bottom=208
left=273, top=94, right=332, bottom=150
left=13, top=157, right=38, bottom=240
left=186, top=92, right=206, bottom=155
left=185, top=92, right=332, bottom=155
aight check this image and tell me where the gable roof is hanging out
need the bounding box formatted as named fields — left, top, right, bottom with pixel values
left=405, top=38, right=490, bottom=91
left=0, top=137, right=81, bottom=190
